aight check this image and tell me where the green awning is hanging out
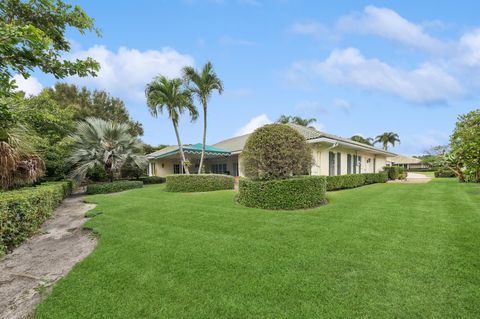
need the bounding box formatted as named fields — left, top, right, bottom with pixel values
left=148, top=143, right=231, bottom=159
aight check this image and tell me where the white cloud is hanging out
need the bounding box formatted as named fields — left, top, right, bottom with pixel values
left=311, top=122, right=325, bottom=132
left=235, top=114, right=271, bottom=136
left=458, top=29, right=480, bottom=66
left=337, top=6, right=447, bottom=52
left=66, top=45, right=194, bottom=102
left=289, top=22, right=332, bottom=39
left=334, top=98, right=351, bottom=113
left=219, top=36, right=254, bottom=46
left=289, top=48, right=463, bottom=104
left=13, top=74, right=43, bottom=96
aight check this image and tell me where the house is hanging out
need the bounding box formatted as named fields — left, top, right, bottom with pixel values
left=386, top=155, right=430, bottom=170
left=147, top=123, right=396, bottom=177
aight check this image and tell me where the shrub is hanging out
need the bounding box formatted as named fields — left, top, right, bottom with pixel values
left=238, top=176, right=327, bottom=210
left=383, top=166, right=406, bottom=180
left=137, top=176, right=166, bottom=184
left=86, top=180, right=143, bottom=194
left=241, top=124, right=312, bottom=180
left=0, top=181, right=73, bottom=254
left=434, top=168, right=456, bottom=178
left=166, top=174, right=234, bottom=192
left=326, top=173, right=387, bottom=191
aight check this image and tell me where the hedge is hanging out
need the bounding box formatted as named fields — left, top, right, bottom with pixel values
left=434, top=168, right=456, bottom=178
left=0, top=181, right=73, bottom=255
left=137, top=176, right=166, bottom=184
left=326, top=172, right=388, bottom=191
left=383, top=166, right=406, bottom=180
left=86, top=180, right=143, bottom=195
left=238, top=176, right=327, bottom=210
left=166, top=174, right=234, bottom=192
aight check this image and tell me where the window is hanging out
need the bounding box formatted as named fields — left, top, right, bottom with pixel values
left=336, top=152, right=341, bottom=175
left=373, top=157, right=376, bottom=173
left=353, top=155, right=357, bottom=174
left=151, top=163, right=156, bottom=176
left=329, top=152, right=335, bottom=176
left=358, top=156, right=362, bottom=173
left=347, top=154, right=352, bottom=174
left=173, top=164, right=181, bottom=174
left=211, top=163, right=228, bottom=174
left=233, top=162, right=239, bottom=176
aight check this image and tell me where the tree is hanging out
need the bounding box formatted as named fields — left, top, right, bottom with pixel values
left=145, top=76, right=198, bottom=174
left=374, top=132, right=400, bottom=150
left=450, top=109, right=480, bottom=182
left=46, top=83, right=144, bottom=136
left=242, top=124, right=312, bottom=180
left=183, top=62, right=223, bottom=174
left=143, top=143, right=168, bottom=155
left=0, top=96, right=44, bottom=189
left=351, top=135, right=374, bottom=146
left=276, top=115, right=317, bottom=128
left=0, top=0, right=100, bottom=96
left=67, top=118, right=147, bottom=182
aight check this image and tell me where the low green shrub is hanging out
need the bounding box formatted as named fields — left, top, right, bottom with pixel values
left=238, top=176, right=327, bottom=210
left=434, top=168, right=456, bottom=178
left=137, top=176, right=166, bottom=184
left=86, top=180, right=143, bottom=194
left=0, top=181, right=73, bottom=254
left=383, top=166, right=406, bottom=180
left=166, top=174, right=234, bottom=192
left=326, top=173, right=388, bottom=191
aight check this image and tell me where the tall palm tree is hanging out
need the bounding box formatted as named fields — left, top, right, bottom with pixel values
left=67, top=118, right=147, bottom=182
left=182, top=62, right=223, bottom=174
left=374, top=132, right=400, bottom=150
left=145, top=76, right=198, bottom=174
left=351, top=135, right=374, bottom=146
left=276, top=115, right=317, bottom=129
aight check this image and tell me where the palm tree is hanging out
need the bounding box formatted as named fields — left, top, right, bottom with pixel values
left=145, top=76, right=198, bottom=174
left=276, top=115, right=317, bottom=128
left=374, top=132, right=400, bottom=150
left=351, top=135, right=374, bottom=146
left=67, top=118, right=147, bottom=182
left=182, top=62, right=223, bottom=174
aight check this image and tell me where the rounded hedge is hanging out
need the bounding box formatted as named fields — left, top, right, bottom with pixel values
left=166, top=174, right=234, bottom=192
left=241, top=124, right=312, bottom=180
left=238, top=176, right=327, bottom=210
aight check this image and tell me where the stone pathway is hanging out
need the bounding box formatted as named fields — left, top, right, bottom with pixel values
left=0, top=195, right=96, bottom=319
left=388, top=172, right=432, bottom=183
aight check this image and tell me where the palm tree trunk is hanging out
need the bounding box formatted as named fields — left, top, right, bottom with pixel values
left=172, top=120, right=190, bottom=174
left=198, top=101, right=207, bottom=174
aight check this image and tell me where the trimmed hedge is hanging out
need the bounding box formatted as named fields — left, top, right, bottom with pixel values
left=86, top=180, right=143, bottom=195
left=383, top=166, right=406, bottom=180
left=434, top=168, right=456, bottom=178
left=326, top=172, right=388, bottom=191
left=238, top=176, right=327, bottom=210
left=166, top=174, right=234, bottom=192
left=138, top=176, right=166, bottom=184
left=0, top=181, right=73, bottom=255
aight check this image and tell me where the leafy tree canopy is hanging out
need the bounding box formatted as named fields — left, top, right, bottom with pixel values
left=276, top=115, right=317, bottom=128
left=350, top=135, right=374, bottom=146
left=0, top=0, right=100, bottom=96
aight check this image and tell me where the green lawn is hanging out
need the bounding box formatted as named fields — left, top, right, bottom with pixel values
left=36, top=179, right=480, bottom=318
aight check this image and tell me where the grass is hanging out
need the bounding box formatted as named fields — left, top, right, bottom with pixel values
left=36, top=179, right=480, bottom=318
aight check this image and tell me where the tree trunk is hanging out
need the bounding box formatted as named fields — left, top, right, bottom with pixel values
left=198, top=101, right=207, bottom=174
left=173, top=121, right=190, bottom=174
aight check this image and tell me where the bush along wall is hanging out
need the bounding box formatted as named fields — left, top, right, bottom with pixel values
left=137, top=176, right=166, bottom=184
left=326, top=172, right=388, bottom=191
left=434, top=168, right=456, bottom=178
left=0, top=181, right=73, bottom=255
left=238, top=176, right=327, bottom=210
left=166, top=174, right=234, bottom=192
left=383, top=166, right=407, bottom=180
left=86, top=180, right=143, bottom=195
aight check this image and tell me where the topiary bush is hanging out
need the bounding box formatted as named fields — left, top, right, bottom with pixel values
left=241, top=124, right=312, bottom=180
left=326, top=173, right=387, bottom=191
left=238, top=176, right=327, bottom=210
left=86, top=180, right=143, bottom=194
left=383, top=166, right=406, bottom=180
left=434, top=168, right=456, bottom=178
left=137, top=176, right=166, bottom=184
left=0, top=181, right=73, bottom=254
left=166, top=174, right=234, bottom=192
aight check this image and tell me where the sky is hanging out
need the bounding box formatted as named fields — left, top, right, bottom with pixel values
left=18, top=0, right=480, bottom=155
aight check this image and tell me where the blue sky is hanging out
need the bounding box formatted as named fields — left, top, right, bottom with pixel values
left=17, top=0, right=480, bottom=155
